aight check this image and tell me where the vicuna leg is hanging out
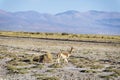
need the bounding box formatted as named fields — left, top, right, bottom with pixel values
left=57, top=58, right=60, bottom=63
left=64, top=58, right=68, bottom=63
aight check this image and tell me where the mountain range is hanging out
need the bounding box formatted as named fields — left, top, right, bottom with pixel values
left=0, top=9, right=120, bottom=35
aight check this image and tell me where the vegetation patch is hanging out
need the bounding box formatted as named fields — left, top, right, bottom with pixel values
left=69, top=58, right=79, bottom=64
left=112, top=69, right=120, bottom=76
left=7, top=59, right=28, bottom=66
left=0, top=31, right=120, bottom=43
left=89, top=64, right=104, bottom=69
left=0, top=55, right=4, bottom=59
left=80, top=70, right=97, bottom=73
left=36, top=76, right=59, bottom=80
left=39, top=53, right=53, bottom=63
left=6, top=64, right=28, bottom=74
left=99, top=75, right=113, bottom=80
left=100, top=71, right=120, bottom=80
left=33, top=55, right=40, bottom=62
left=49, top=63, right=63, bottom=68
left=32, top=73, right=59, bottom=80
left=102, top=68, right=120, bottom=78
left=46, top=69, right=55, bottom=73
left=31, top=64, right=44, bottom=69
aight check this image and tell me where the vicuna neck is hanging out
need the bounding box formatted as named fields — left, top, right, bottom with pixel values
left=68, top=47, right=73, bottom=54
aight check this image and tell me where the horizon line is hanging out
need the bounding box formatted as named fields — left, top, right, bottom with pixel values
left=0, top=9, right=120, bottom=14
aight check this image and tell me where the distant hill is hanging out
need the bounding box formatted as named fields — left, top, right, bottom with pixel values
left=0, top=9, right=120, bottom=35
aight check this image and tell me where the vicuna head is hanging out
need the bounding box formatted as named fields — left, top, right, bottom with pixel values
left=68, top=47, right=74, bottom=54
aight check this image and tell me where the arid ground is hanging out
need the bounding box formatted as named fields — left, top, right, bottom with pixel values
left=0, top=36, right=120, bottom=80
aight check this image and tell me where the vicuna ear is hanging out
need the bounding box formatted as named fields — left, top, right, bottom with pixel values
left=60, top=49, right=64, bottom=52
left=71, top=47, right=74, bottom=49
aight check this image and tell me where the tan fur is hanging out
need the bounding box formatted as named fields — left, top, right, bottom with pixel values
left=57, top=47, right=73, bottom=63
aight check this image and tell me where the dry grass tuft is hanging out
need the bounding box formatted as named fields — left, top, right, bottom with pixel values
left=6, top=64, right=28, bottom=74
left=49, top=63, right=63, bottom=68
left=39, top=52, right=53, bottom=63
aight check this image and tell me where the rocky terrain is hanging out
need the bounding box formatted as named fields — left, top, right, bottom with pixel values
left=0, top=36, right=120, bottom=80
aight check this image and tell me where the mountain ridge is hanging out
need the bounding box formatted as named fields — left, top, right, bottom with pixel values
left=0, top=9, right=120, bottom=35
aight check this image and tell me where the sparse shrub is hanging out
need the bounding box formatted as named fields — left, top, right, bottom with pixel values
left=103, top=69, right=120, bottom=78
left=7, top=64, right=18, bottom=73
left=76, top=64, right=85, bottom=68
left=103, top=69, right=112, bottom=72
left=32, top=73, right=45, bottom=77
left=0, top=56, right=4, bottom=59
left=82, top=49, right=92, bottom=54
left=33, top=73, right=59, bottom=80
left=71, top=34, right=78, bottom=38
left=86, top=35, right=90, bottom=38
left=6, top=64, right=28, bottom=74
left=30, top=32, right=35, bottom=34
left=100, top=71, right=120, bottom=79
left=37, top=76, right=59, bottom=80
left=32, top=53, right=53, bottom=63
left=45, top=33, right=54, bottom=35
left=32, top=64, right=44, bottom=69
left=22, top=59, right=31, bottom=63
left=106, top=66, right=116, bottom=70
left=36, top=32, right=40, bottom=34
left=99, top=75, right=113, bottom=79
left=46, top=69, right=55, bottom=72
left=39, top=52, right=53, bottom=63
left=61, top=33, right=69, bottom=35
left=69, top=58, right=79, bottom=64
left=7, top=59, right=28, bottom=66
left=112, top=69, right=120, bottom=76
left=89, top=64, right=104, bottom=69
left=33, top=55, right=40, bottom=62
left=80, top=69, right=97, bottom=73
left=16, top=68, right=28, bottom=74
left=80, top=70, right=90, bottom=73
left=49, top=63, right=62, bottom=68
left=110, top=73, right=119, bottom=77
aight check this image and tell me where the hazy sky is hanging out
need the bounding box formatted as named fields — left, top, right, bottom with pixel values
left=0, top=0, right=120, bottom=14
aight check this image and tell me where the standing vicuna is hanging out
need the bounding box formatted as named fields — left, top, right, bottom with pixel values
left=57, top=47, right=74, bottom=63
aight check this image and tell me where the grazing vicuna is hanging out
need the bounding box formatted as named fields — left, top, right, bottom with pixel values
left=57, top=47, right=74, bottom=63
